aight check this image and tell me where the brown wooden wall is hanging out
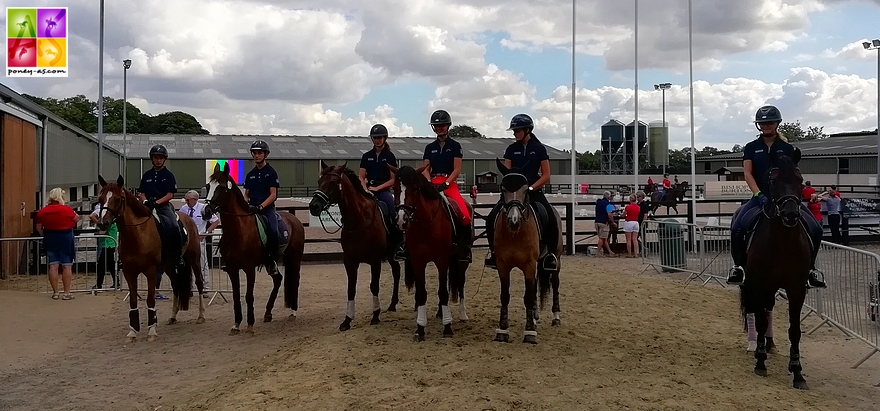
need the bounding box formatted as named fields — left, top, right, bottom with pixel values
left=1, top=114, right=37, bottom=276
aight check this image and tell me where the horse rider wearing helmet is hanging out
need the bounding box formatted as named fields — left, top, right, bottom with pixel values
left=421, top=109, right=473, bottom=262
left=137, top=144, right=186, bottom=265
left=358, top=124, right=406, bottom=259
left=244, top=140, right=288, bottom=275
left=727, top=105, right=826, bottom=289
left=484, top=114, right=560, bottom=272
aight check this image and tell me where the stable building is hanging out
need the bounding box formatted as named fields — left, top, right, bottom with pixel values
left=696, top=131, right=880, bottom=185
left=105, top=134, right=573, bottom=196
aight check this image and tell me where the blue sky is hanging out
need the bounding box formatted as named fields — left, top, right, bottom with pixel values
left=2, top=0, right=879, bottom=153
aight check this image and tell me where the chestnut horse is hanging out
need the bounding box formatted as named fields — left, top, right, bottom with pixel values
left=97, top=175, right=205, bottom=342
left=739, top=151, right=811, bottom=389
left=389, top=164, right=472, bottom=341
left=493, top=160, right=562, bottom=344
left=308, top=161, right=405, bottom=331
left=203, top=163, right=306, bottom=335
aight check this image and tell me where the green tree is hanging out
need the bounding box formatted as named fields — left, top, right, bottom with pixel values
left=448, top=124, right=484, bottom=138
left=731, top=144, right=743, bottom=153
left=777, top=121, right=826, bottom=142
left=142, top=111, right=209, bottom=134
left=578, top=150, right=601, bottom=171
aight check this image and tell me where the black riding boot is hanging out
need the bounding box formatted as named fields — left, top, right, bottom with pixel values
left=542, top=238, right=559, bottom=272
left=727, top=233, right=747, bottom=285
left=807, top=229, right=827, bottom=289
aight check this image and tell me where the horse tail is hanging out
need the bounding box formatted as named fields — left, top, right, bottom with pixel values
left=448, top=259, right=462, bottom=304
left=177, top=261, right=192, bottom=311
left=538, top=266, right=552, bottom=311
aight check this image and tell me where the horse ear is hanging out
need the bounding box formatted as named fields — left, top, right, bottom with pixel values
left=387, top=164, right=398, bottom=174
left=222, top=163, right=230, bottom=175
left=342, top=161, right=347, bottom=170
left=415, top=164, right=428, bottom=175
left=792, top=147, right=801, bottom=165
left=116, top=175, right=124, bottom=186
left=213, top=163, right=221, bottom=174
left=321, top=160, right=329, bottom=170
left=98, top=175, right=107, bottom=187
left=496, top=158, right=509, bottom=175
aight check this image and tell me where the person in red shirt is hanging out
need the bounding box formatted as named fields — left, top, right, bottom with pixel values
left=35, top=187, right=79, bottom=300
left=802, top=181, right=815, bottom=201
left=622, top=194, right=642, bottom=258
left=662, top=174, right=672, bottom=189
left=808, top=192, right=828, bottom=222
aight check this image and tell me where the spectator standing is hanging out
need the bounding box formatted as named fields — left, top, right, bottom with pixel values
left=622, top=195, right=641, bottom=258
left=824, top=190, right=842, bottom=243
left=36, top=188, right=78, bottom=300
left=594, top=191, right=616, bottom=257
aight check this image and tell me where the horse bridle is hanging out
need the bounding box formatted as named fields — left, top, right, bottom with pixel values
left=312, top=171, right=378, bottom=234
left=394, top=185, right=442, bottom=228
left=99, top=191, right=152, bottom=228
left=500, top=173, right=530, bottom=221
left=764, top=167, right=802, bottom=221
left=204, top=182, right=256, bottom=218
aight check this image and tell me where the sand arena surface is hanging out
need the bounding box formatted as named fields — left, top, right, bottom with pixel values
left=0, top=255, right=878, bottom=411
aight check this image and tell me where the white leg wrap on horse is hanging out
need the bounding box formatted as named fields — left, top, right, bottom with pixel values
left=346, top=300, right=355, bottom=319
left=523, top=330, right=538, bottom=337
left=148, top=324, right=158, bottom=336
left=553, top=312, right=560, bottom=320
left=127, top=329, right=137, bottom=337
left=495, top=329, right=509, bottom=335
left=372, top=296, right=380, bottom=312
left=441, top=305, right=452, bottom=325
left=417, top=305, right=427, bottom=327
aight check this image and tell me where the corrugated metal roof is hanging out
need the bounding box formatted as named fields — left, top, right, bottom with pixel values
left=697, top=133, right=880, bottom=161
left=104, top=134, right=572, bottom=160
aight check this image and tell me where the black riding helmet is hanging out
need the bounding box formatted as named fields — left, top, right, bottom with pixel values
left=430, top=109, right=452, bottom=125
left=370, top=124, right=388, bottom=138
left=149, top=144, right=168, bottom=158
left=250, top=139, right=270, bottom=154
left=755, top=105, right=782, bottom=135
left=507, top=113, right=534, bottom=131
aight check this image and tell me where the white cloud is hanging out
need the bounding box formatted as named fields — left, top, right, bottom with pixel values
left=823, top=40, right=879, bottom=61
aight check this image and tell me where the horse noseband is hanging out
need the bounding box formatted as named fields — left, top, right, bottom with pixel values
left=312, top=190, right=333, bottom=211
left=502, top=200, right=528, bottom=220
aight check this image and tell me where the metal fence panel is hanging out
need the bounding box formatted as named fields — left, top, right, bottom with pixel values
left=0, top=235, right=115, bottom=294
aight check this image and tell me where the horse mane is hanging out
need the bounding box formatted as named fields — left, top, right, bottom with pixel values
left=122, top=185, right=152, bottom=217
left=398, top=166, right=441, bottom=201
left=210, top=170, right=250, bottom=210
left=340, top=166, right=373, bottom=199
left=772, top=155, right=801, bottom=183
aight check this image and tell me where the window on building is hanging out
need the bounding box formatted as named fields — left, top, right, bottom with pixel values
left=838, top=158, right=849, bottom=175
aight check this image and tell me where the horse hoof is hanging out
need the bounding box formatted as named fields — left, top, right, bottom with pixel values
left=245, top=329, right=255, bottom=336
left=551, top=319, right=561, bottom=327
left=494, top=333, right=509, bottom=343
left=339, top=321, right=352, bottom=332
left=793, top=380, right=810, bottom=390
left=523, top=335, right=538, bottom=344
left=287, top=312, right=297, bottom=320
left=370, top=316, right=380, bottom=326
left=125, top=337, right=136, bottom=343
left=229, top=328, right=241, bottom=336
left=435, top=310, right=442, bottom=319
left=387, top=305, right=397, bottom=312
left=196, top=317, right=206, bottom=324
left=147, top=335, right=158, bottom=342
left=754, top=368, right=767, bottom=377
left=263, top=314, right=273, bottom=323
left=443, top=325, right=454, bottom=338
left=413, top=333, right=425, bottom=342
left=166, top=318, right=177, bottom=325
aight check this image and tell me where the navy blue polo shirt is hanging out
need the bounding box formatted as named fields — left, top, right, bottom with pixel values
left=244, top=163, right=280, bottom=206
left=503, top=136, right=550, bottom=185
left=138, top=167, right=177, bottom=200
left=423, top=138, right=463, bottom=176
left=359, top=149, right=397, bottom=186
left=742, top=137, right=796, bottom=194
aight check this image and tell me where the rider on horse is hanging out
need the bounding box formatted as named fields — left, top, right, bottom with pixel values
left=484, top=114, right=560, bottom=271
left=244, top=139, right=287, bottom=275
left=727, top=105, right=826, bottom=289
left=421, top=109, right=472, bottom=263
left=358, top=123, right=405, bottom=259
left=138, top=144, right=185, bottom=265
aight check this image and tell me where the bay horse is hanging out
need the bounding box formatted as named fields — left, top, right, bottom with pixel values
left=493, top=159, right=562, bottom=344
left=97, top=175, right=205, bottom=343
left=203, top=163, right=306, bottom=335
left=308, top=161, right=404, bottom=331
left=739, top=151, right=811, bottom=389
left=649, top=182, right=688, bottom=215
left=389, top=164, right=472, bottom=341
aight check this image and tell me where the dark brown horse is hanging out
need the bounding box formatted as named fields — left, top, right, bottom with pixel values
left=97, top=175, right=205, bottom=342
left=308, top=161, right=404, bottom=331
left=649, top=182, right=688, bottom=215
left=493, top=160, right=562, bottom=344
left=203, top=163, right=305, bottom=335
left=389, top=164, right=472, bottom=341
left=739, top=151, right=810, bottom=389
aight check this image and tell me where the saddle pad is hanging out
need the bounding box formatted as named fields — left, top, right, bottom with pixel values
left=374, top=199, right=393, bottom=235
left=255, top=215, right=268, bottom=245
left=437, top=193, right=458, bottom=237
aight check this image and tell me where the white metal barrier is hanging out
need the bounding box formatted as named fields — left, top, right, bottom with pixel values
left=0, top=234, right=117, bottom=294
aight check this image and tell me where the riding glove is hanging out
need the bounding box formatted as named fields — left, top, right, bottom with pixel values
left=435, top=182, right=450, bottom=192
left=143, top=199, right=156, bottom=209
left=249, top=205, right=262, bottom=214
